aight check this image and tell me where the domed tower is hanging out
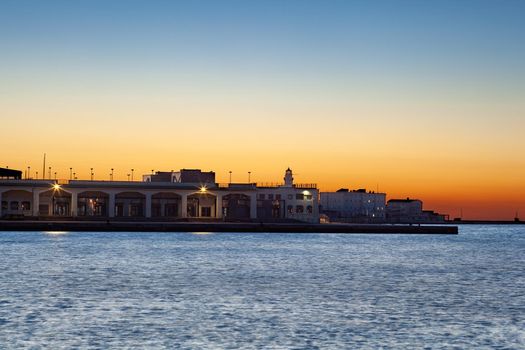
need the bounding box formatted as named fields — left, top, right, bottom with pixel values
left=283, top=168, right=294, bottom=187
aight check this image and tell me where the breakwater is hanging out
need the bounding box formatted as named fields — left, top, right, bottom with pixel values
left=0, top=220, right=458, bottom=234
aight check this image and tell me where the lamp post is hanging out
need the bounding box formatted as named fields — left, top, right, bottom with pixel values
left=48, top=166, right=51, bottom=180
left=90, top=168, right=94, bottom=181
left=54, top=172, right=57, bottom=180
left=248, top=171, right=251, bottom=183
left=73, top=172, right=76, bottom=180
left=36, top=171, right=38, bottom=179
left=127, top=174, right=130, bottom=181
left=229, top=171, right=232, bottom=184
left=111, top=168, right=114, bottom=181
left=27, top=166, right=30, bottom=179
left=69, top=168, right=73, bottom=180
left=131, top=169, right=134, bottom=181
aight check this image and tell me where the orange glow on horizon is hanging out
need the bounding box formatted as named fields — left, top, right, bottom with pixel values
left=3, top=147, right=524, bottom=221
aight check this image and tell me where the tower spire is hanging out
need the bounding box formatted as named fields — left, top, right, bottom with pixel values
left=284, top=168, right=294, bottom=187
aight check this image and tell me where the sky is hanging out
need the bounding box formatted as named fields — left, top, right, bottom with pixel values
left=1, top=0, right=524, bottom=220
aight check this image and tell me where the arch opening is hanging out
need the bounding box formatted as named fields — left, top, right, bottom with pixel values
left=39, top=189, right=72, bottom=216
left=78, top=191, right=109, bottom=217
left=115, top=192, right=145, bottom=217
left=222, top=194, right=251, bottom=220
left=1, top=190, right=33, bottom=217
left=152, top=192, right=181, bottom=218
left=187, top=193, right=216, bottom=218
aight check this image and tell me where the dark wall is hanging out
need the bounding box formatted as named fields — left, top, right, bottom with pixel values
left=0, top=168, right=22, bottom=179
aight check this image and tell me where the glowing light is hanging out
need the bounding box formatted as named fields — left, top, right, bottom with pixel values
left=199, top=186, right=207, bottom=193
left=53, top=184, right=61, bottom=190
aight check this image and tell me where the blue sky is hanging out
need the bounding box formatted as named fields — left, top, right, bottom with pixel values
left=2, top=0, right=524, bottom=82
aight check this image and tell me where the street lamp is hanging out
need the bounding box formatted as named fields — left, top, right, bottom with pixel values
left=248, top=171, right=251, bottom=183
left=111, top=168, right=114, bottom=181
left=229, top=171, right=232, bottom=184
left=69, top=168, right=73, bottom=180
left=90, top=168, right=94, bottom=181
left=127, top=173, right=130, bottom=181
left=73, top=172, right=76, bottom=180
left=54, top=172, right=57, bottom=180
left=131, top=169, right=134, bottom=181
left=48, top=166, right=51, bottom=180
left=27, top=166, right=30, bottom=179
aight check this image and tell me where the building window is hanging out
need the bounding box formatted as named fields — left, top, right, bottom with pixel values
left=129, top=204, right=143, bottom=217
left=296, top=194, right=303, bottom=200
left=268, top=194, right=274, bottom=200
left=258, top=194, right=265, bottom=200
left=296, top=205, right=304, bottom=213
left=287, top=205, right=293, bottom=214
left=305, top=195, right=312, bottom=200
left=276, top=194, right=281, bottom=200
left=1, top=201, right=7, bottom=210
left=10, top=201, right=19, bottom=210
left=201, top=207, right=211, bottom=217
left=307, top=205, right=313, bottom=214
left=288, top=194, right=293, bottom=200
left=21, top=201, right=31, bottom=211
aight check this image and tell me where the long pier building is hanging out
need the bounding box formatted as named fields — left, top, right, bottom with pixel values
left=0, top=168, right=319, bottom=223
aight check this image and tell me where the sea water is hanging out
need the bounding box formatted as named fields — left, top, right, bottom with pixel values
left=0, top=226, right=523, bottom=349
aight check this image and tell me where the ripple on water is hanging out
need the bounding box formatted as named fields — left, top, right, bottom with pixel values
left=0, top=227, right=523, bottom=348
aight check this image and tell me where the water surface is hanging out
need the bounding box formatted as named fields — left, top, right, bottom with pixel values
left=0, top=226, right=524, bottom=348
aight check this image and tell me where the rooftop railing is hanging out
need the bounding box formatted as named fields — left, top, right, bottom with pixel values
left=293, top=183, right=317, bottom=189
left=217, top=183, right=257, bottom=190
left=0, top=178, right=317, bottom=190
left=256, top=182, right=317, bottom=189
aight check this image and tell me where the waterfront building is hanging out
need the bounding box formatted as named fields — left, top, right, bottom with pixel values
left=320, top=188, right=386, bottom=223
left=0, top=168, right=319, bottom=223
left=255, top=169, right=318, bottom=223
left=386, top=198, right=447, bottom=223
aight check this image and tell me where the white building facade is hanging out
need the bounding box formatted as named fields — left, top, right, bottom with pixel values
left=320, top=189, right=386, bottom=223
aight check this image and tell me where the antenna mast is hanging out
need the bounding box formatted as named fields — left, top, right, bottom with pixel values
left=42, top=153, right=46, bottom=180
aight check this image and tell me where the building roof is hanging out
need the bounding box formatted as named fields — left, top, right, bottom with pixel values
left=0, top=167, right=22, bottom=179
left=387, top=198, right=421, bottom=203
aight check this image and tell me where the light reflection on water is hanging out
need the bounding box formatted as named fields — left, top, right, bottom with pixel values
left=0, top=226, right=524, bottom=348
left=44, top=231, right=70, bottom=236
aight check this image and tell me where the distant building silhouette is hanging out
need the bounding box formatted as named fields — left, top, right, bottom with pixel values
left=386, top=198, right=446, bottom=223
left=0, top=167, right=22, bottom=180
